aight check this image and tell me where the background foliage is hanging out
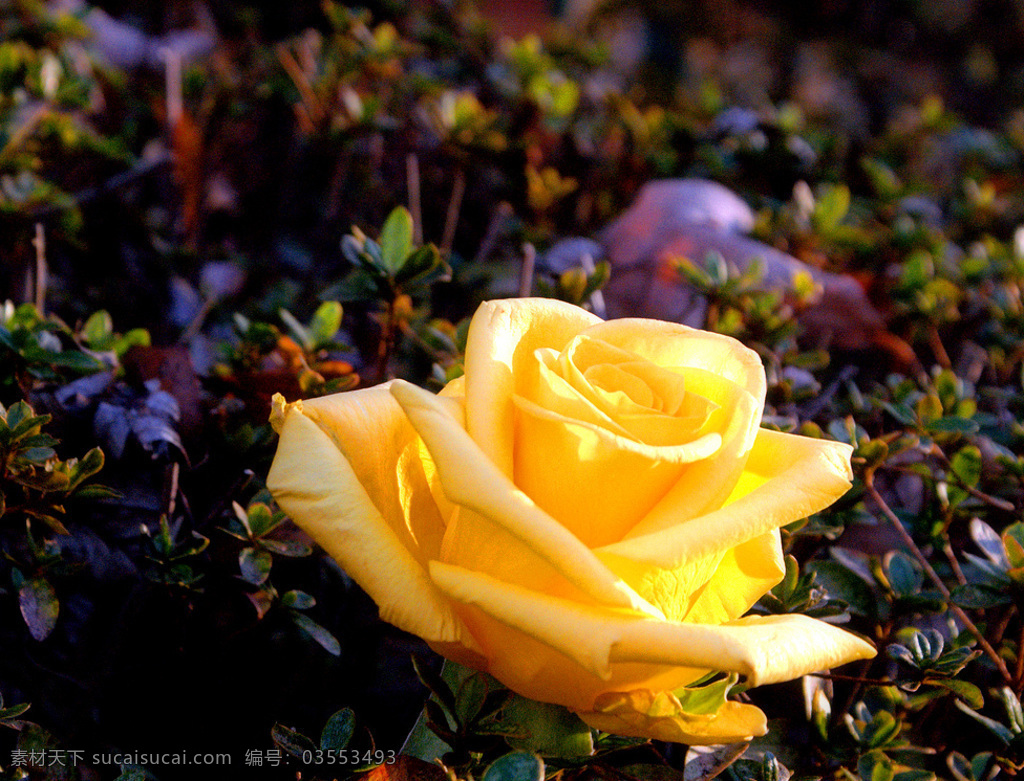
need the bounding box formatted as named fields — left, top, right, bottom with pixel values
left=3, top=0, right=1024, bottom=779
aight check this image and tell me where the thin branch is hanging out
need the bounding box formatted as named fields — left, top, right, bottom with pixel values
left=518, top=243, right=536, bottom=298
left=275, top=43, right=323, bottom=126
left=31, top=223, right=47, bottom=314
left=440, top=168, right=466, bottom=257
left=579, top=252, right=606, bottom=318
left=809, top=672, right=892, bottom=686
left=865, top=472, right=1013, bottom=685
left=472, top=201, right=512, bottom=265
left=927, top=324, right=952, bottom=369
left=407, top=153, right=423, bottom=245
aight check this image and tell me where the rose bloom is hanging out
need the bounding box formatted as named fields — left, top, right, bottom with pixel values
left=267, top=298, right=875, bottom=745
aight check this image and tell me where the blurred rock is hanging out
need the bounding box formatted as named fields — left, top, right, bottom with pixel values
left=592, top=178, right=896, bottom=353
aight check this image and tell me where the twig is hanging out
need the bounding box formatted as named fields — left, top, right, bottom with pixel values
left=407, top=153, right=423, bottom=245
left=865, top=471, right=1013, bottom=684
left=930, top=443, right=1016, bottom=512
left=518, top=243, right=536, bottom=298
left=440, top=168, right=466, bottom=257
left=1015, top=622, right=1024, bottom=693
left=0, top=103, right=48, bottom=163
left=927, top=324, right=952, bottom=369
left=943, top=540, right=968, bottom=586
left=472, top=201, right=513, bottom=265
left=275, top=43, right=323, bottom=126
left=579, top=253, right=606, bottom=317
left=800, top=365, right=859, bottom=420
left=809, top=672, right=892, bottom=686
left=161, top=47, right=183, bottom=131
left=30, top=223, right=47, bottom=314
left=376, top=297, right=398, bottom=383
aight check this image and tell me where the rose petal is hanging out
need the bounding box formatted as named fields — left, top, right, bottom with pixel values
left=430, top=561, right=875, bottom=691
left=464, top=299, right=601, bottom=477
left=579, top=319, right=767, bottom=401
left=621, top=366, right=762, bottom=540
left=390, top=380, right=663, bottom=618
left=513, top=394, right=721, bottom=546
left=595, top=430, right=853, bottom=622
left=577, top=689, right=767, bottom=744
left=266, top=393, right=477, bottom=654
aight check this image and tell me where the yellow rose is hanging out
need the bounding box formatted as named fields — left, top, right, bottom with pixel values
left=267, top=298, right=875, bottom=745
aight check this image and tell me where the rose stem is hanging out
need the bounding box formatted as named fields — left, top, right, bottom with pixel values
left=865, top=471, right=1013, bottom=685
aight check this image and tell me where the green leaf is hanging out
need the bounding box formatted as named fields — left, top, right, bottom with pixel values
left=83, top=310, right=114, bottom=348
left=498, top=696, right=594, bottom=759
left=19, top=577, right=58, bottom=641
left=308, top=301, right=343, bottom=349
left=279, top=308, right=311, bottom=351
left=291, top=612, right=341, bottom=656
left=813, top=183, right=851, bottom=233
left=808, top=560, right=879, bottom=619
left=272, top=723, right=318, bottom=759
left=884, top=551, right=922, bottom=596
left=926, top=416, right=979, bottom=435
left=246, top=503, right=279, bottom=538
left=239, top=547, right=272, bottom=585
left=950, top=445, right=983, bottom=490
left=379, top=206, right=414, bottom=275
left=931, top=678, right=984, bottom=709
left=1003, top=524, right=1024, bottom=570
left=950, top=583, right=1011, bottom=609
left=110, top=328, right=151, bottom=358
left=0, top=697, right=30, bottom=719
left=67, top=446, right=104, bottom=491
left=858, top=751, right=894, bottom=781
left=674, top=673, right=741, bottom=716
left=395, top=244, right=449, bottom=288
left=320, top=707, right=356, bottom=751
left=482, top=753, right=544, bottom=781
left=281, top=590, right=315, bottom=609
left=43, top=349, right=105, bottom=373
left=955, top=699, right=1015, bottom=744
left=413, top=657, right=458, bottom=720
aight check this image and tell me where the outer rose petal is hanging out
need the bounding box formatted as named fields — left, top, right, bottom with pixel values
left=430, top=562, right=876, bottom=707
left=578, top=690, right=767, bottom=744
left=266, top=391, right=480, bottom=661
left=464, top=298, right=601, bottom=477
left=595, top=430, right=854, bottom=623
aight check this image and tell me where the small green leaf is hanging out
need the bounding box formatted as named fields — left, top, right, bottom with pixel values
left=498, top=696, right=594, bottom=758
left=950, top=583, right=1011, bottom=609
left=272, top=723, right=318, bottom=759
left=291, top=612, right=341, bottom=656
left=308, top=301, right=343, bottom=349
left=239, top=547, right=272, bottom=585
left=279, top=308, right=311, bottom=351
left=482, top=752, right=544, bottom=781
left=19, top=577, right=59, bottom=641
left=674, top=673, right=740, bottom=716
left=884, top=551, right=922, bottom=596
left=379, top=206, right=414, bottom=275
left=67, top=446, right=104, bottom=491
left=320, top=707, right=356, bottom=751
left=281, top=590, right=315, bottom=609
left=926, top=417, right=979, bottom=435
left=859, top=751, right=894, bottom=781
left=83, top=310, right=114, bottom=348
left=950, top=445, right=983, bottom=489
left=931, top=678, right=984, bottom=709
